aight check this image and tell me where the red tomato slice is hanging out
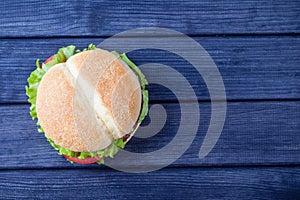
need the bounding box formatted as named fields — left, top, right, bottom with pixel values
left=39, top=55, right=54, bottom=69
left=44, top=55, right=54, bottom=64
left=63, top=154, right=102, bottom=165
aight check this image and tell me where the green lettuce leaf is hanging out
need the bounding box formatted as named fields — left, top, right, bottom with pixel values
left=59, top=45, right=76, bottom=60
left=47, top=137, right=126, bottom=160
left=25, top=44, right=148, bottom=164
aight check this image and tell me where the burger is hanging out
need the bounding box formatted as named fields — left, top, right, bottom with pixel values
left=25, top=44, right=149, bottom=164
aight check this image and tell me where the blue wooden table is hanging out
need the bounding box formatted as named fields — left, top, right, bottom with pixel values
left=0, top=0, right=299, bottom=199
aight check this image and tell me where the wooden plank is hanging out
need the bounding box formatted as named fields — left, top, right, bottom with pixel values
left=0, top=0, right=299, bottom=37
left=0, top=36, right=299, bottom=103
left=0, top=101, right=299, bottom=169
left=0, top=167, right=299, bottom=199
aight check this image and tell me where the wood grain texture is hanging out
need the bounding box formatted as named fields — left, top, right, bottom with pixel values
left=1, top=36, right=299, bottom=103
left=0, top=167, right=299, bottom=199
left=0, top=0, right=299, bottom=37
left=0, top=102, right=299, bottom=168
left=1, top=0, right=299, bottom=198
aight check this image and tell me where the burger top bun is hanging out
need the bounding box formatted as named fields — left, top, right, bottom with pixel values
left=36, top=49, right=142, bottom=152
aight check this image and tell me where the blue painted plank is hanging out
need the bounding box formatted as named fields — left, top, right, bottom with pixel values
left=0, top=167, right=299, bottom=199
left=0, top=0, right=299, bottom=37
left=0, top=101, right=299, bottom=169
left=0, top=36, right=299, bottom=103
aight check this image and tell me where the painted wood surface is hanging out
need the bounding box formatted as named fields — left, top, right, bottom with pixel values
left=0, top=0, right=299, bottom=199
left=0, top=167, right=299, bottom=199
left=1, top=36, right=299, bottom=102
left=0, top=0, right=299, bottom=37
left=0, top=101, right=299, bottom=169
